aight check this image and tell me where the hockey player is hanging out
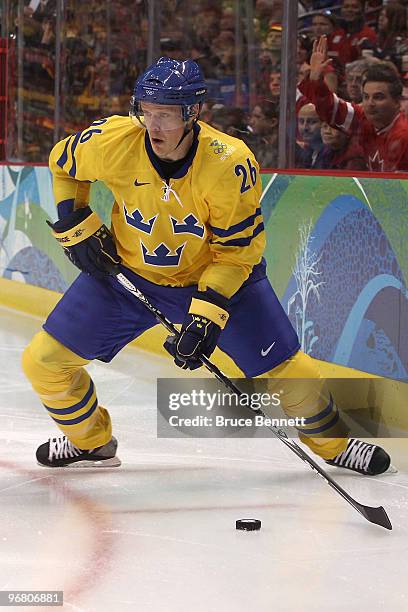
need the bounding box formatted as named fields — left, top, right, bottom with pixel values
left=22, top=57, right=390, bottom=475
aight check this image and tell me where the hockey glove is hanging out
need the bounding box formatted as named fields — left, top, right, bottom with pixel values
left=47, top=206, right=121, bottom=278
left=164, top=289, right=230, bottom=370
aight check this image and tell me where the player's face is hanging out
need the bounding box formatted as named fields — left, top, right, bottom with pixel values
left=362, top=82, right=401, bottom=129
left=140, top=102, right=187, bottom=159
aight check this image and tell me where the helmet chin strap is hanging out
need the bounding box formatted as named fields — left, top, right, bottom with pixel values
left=174, top=119, right=195, bottom=150
left=157, top=119, right=195, bottom=161
left=174, top=105, right=200, bottom=150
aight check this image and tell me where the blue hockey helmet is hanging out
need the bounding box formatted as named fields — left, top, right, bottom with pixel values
left=130, top=57, right=207, bottom=125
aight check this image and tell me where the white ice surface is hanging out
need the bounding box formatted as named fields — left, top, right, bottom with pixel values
left=0, top=306, right=407, bottom=612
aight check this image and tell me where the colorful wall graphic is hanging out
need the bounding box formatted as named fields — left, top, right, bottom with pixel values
left=1, top=164, right=407, bottom=381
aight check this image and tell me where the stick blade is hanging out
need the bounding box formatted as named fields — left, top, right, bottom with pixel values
left=359, top=504, right=392, bottom=530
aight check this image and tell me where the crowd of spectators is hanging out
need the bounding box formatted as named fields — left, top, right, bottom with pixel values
left=7, top=0, right=148, bottom=160
left=293, top=0, right=408, bottom=171
left=4, top=0, right=408, bottom=172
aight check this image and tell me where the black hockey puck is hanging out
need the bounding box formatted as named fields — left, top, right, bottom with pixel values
left=236, top=518, right=261, bottom=531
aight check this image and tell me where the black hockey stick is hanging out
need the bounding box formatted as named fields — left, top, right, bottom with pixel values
left=115, top=272, right=392, bottom=531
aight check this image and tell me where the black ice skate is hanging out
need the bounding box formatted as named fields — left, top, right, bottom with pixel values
left=36, top=435, right=121, bottom=468
left=325, top=438, right=390, bottom=476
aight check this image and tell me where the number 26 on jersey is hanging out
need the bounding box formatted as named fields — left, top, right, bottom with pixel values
left=234, top=158, right=257, bottom=193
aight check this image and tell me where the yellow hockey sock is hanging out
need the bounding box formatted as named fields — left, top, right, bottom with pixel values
left=258, top=351, right=348, bottom=460
left=22, top=331, right=112, bottom=449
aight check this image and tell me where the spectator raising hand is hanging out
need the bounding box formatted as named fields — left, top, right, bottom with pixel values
left=310, top=36, right=333, bottom=80
left=299, top=35, right=408, bottom=172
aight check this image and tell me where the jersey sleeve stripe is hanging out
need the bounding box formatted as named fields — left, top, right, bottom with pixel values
left=211, top=221, right=264, bottom=247
left=56, top=135, right=73, bottom=169
left=331, top=93, right=340, bottom=125
left=210, top=207, right=262, bottom=237
left=336, top=102, right=355, bottom=132
left=44, top=380, right=94, bottom=415
left=69, top=131, right=83, bottom=177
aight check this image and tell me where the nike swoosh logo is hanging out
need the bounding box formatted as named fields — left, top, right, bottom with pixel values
left=134, top=179, right=151, bottom=187
left=261, top=342, right=276, bottom=357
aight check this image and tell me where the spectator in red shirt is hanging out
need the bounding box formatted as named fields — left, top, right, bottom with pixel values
left=319, top=123, right=367, bottom=170
left=298, top=60, right=338, bottom=92
left=299, top=36, right=408, bottom=172
left=339, top=0, right=377, bottom=60
left=312, top=11, right=352, bottom=70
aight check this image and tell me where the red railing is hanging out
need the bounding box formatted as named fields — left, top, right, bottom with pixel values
left=0, top=38, right=8, bottom=160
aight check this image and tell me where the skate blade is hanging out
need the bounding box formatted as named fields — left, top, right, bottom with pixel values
left=326, top=463, right=398, bottom=477
left=37, top=456, right=122, bottom=468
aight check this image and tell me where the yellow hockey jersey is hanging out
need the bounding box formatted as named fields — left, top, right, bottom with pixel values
left=49, top=115, right=265, bottom=299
